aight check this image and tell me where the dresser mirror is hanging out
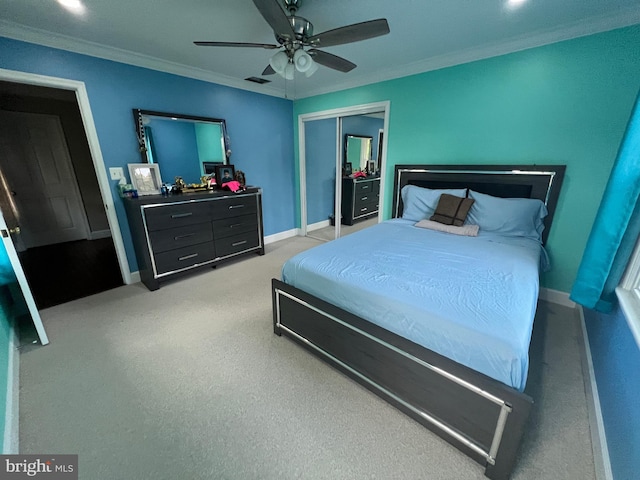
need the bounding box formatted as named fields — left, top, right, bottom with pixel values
left=344, top=134, right=373, bottom=173
left=133, top=109, right=229, bottom=185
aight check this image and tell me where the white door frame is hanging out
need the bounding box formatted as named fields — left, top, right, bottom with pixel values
left=0, top=68, right=132, bottom=284
left=298, top=101, right=390, bottom=238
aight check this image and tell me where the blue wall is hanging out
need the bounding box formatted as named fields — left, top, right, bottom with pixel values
left=0, top=36, right=296, bottom=271
left=584, top=306, right=640, bottom=480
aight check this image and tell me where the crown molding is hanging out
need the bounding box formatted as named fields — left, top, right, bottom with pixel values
left=0, top=20, right=286, bottom=99
left=298, top=7, right=640, bottom=98
left=2, top=5, right=640, bottom=101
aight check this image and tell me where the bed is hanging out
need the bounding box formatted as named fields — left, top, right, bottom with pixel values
left=272, top=164, right=565, bottom=480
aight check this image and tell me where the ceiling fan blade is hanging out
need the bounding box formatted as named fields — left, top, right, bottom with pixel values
left=194, top=41, right=279, bottom=49
left=262, top=64, right=276, bottom=75
left=308, top=19, right=390, bottom=48
left=308, top=49, right=356, bottom=73
left=252, top=0, right=295, bottom=38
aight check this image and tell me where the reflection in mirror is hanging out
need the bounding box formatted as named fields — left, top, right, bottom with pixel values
left=344, top=134, right=373, bottom=173
left=304, top=117, right=338, bottom=243
left=133, top=109, right=228, bottom=185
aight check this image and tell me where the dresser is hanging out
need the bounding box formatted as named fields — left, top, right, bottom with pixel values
left=341, top=177, right=380, bottom=225
left=123, top=188, right=264, bottom=290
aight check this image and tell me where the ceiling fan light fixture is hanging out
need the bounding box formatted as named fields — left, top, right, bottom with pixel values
left=269, top=50, right=289, bottom=74
left=304, top=59, right=318, bottom=77
left=284, top=63, right=295, bottom=80
left=293, top=49, right=313, bottom=73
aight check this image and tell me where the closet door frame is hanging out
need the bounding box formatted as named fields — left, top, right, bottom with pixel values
left=298, top=101, right=390, bottom=239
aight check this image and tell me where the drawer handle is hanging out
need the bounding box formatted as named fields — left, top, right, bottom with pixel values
left=229, top=204, right=245, bottom=209
left=174, top=233, right=195, bottom=240
left=178, top=253, right=198, bottom=261
left=232, top=240, right=247, bottom=247
left=361, top=185, right=370, bottom=189
left=230, top=223, right=243, bottom=228
left=171, top=212, right=193, bottom=219
left=361, top=196, right=368, bottom=200
left=360, top=208, right=368, bottom=212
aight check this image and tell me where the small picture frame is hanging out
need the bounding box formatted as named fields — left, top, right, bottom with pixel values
left=343, top=162, right=353, bottom=177
left=368, top=160, right=376, bottom=174
left=215, top=164, right=236, bottom=185
left=127, top=163, right=162, bottom=196
left=203, top=161, right=224, bottom=175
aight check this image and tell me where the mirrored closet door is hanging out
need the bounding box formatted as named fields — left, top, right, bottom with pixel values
left=337, top=112, right=385, bottom=238
left=303, top=117, right=339, bottom=242
left=299, top=101, right=389, bottom=243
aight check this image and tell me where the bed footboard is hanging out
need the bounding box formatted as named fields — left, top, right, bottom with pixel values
left=272, top=278, right=533, bottom=480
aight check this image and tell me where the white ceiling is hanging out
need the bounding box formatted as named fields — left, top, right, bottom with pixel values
left=1, top=0, right=640, bottom=99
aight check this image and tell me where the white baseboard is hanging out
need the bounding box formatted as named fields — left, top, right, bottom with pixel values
left=3, top=322, right=19, bottom=454
left=307, top=220, right=331, bottom=232
left=539, top=287, right=576, bottom=308
left=578, top=306, right=613, bottom=480
left=129, top=271, right=141, bottom=284
left=264, top=229, right=299, bottom=245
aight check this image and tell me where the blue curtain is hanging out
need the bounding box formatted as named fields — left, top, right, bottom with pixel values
left=571, top=89, right=640, bottom=312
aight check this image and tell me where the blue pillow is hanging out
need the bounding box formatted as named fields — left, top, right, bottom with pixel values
left=467, top=190, right=548, bottom=241
left=401, top=185, right=468, bottom=221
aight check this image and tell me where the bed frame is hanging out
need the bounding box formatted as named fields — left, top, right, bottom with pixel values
left=272, top=164, right=565, bottom=480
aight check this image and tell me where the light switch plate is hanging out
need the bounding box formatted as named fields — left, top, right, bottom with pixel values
left=109, top=167, right=125, bottom=181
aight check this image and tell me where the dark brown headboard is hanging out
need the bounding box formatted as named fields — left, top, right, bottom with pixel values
left=392, top=164, right=566, bottom=244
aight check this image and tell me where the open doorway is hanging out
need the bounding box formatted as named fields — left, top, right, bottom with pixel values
left=0, top=81, right=123, bottom=310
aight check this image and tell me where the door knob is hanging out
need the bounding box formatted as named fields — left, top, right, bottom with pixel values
left=9, top=226, right=20, bottom=235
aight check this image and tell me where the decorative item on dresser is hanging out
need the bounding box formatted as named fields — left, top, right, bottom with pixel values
left=124, top=189, right=264, bottom=290
left=341, top=176, right=380, bottom=225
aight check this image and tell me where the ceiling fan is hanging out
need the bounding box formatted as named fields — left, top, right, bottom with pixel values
left=194, top=0, right=390, bottom=79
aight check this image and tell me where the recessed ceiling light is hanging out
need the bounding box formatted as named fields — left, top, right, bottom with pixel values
left=57, top=0, right=86, bottom=15
left=506, top=0, right=528, bottom=9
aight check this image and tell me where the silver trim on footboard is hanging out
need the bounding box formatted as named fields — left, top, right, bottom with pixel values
left=275, top=288, right=512, bottom=465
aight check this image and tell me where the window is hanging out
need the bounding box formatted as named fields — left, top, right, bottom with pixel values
left=616, top=234, right=640, bottom=348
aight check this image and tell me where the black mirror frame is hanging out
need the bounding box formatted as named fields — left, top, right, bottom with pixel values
left=343, top=133, right=374, bottom=171
left=132, top=109, right=229, bottom=164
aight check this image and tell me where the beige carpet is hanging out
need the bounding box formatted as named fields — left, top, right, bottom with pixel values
left=17, top=235, right=595, bottom=480
left=307, top=217, right=378, bottom=242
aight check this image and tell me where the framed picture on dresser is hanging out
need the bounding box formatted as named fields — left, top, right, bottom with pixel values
left=128, top=163, right=162, bottom=196
left=215, top=164, right=236, bottom=185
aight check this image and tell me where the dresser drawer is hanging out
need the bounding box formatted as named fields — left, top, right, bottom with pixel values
left=144, top=202, right=211, bottom=231
left=353, top=191, right=377, bottom=208
left=211, top=195, right=258, bottom=220
left=212, top=214, right=258, bottom=240
left=154, top=242, right=216, bottom=275
left=354, top=180, right=376, bottom=196
left=215, top=231, right=260, bottom=257
left=353, top=201, right=378, bottom=218
left=149, top=222, right=213, bottom=254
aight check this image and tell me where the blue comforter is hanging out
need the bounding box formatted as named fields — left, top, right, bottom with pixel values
left=282, top=219, right=544, bottom=391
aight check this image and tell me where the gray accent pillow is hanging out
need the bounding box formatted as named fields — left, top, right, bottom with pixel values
left=430, top=194, right=475, bottom=226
